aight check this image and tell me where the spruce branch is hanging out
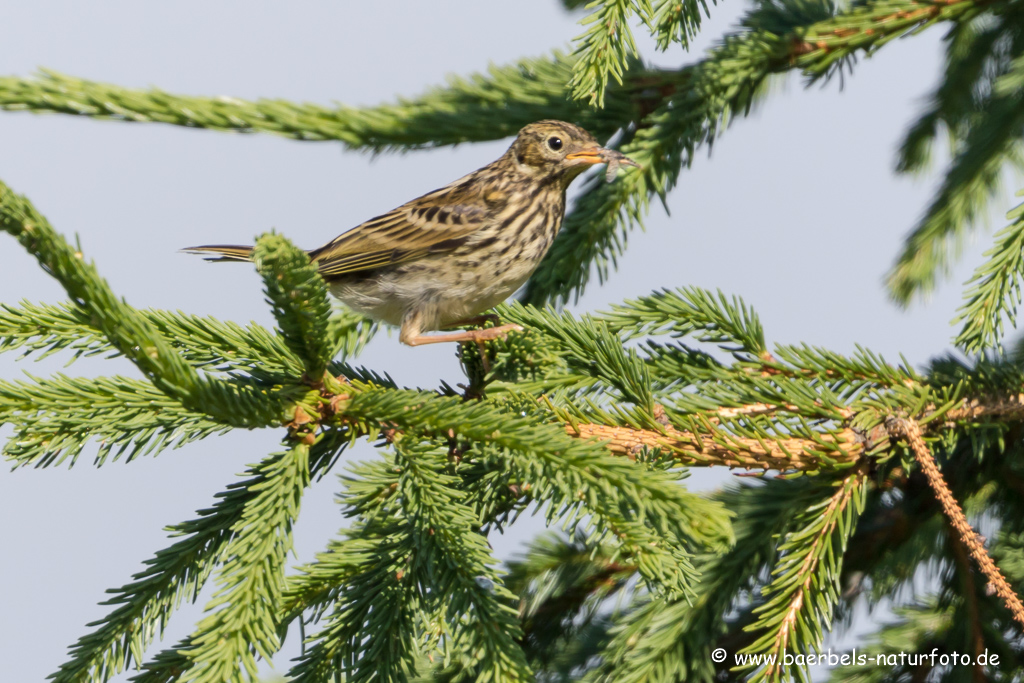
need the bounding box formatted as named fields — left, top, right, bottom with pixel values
left=275, top=451, right=539, bottom=669
left=332, top=382, right=720, bottom=590
left=0, top=181, right=197, bottom=394
left=0, top=300, right=303, bottom=374
left=0, top=298, right=372, bottom=376
left=564, top=388, right=1024, bottom=471
left=498, top=295, right=1024, bottom=476
left=0, top=300, right=111, bottom=363
left=505, top=531, right=632, bottom=672
left=285, top=515, right=421, bottom=680
left=953, top=193, right=1024, bottom=354
left=0, top=61, right=630, bottom=150
left=180, top=441, right=310, bottom=683
left=591, top=478, right=833, bottom=683
left=289, top=443, right=532, bottom=683
left=885, top=416, right=1024, bottom=627
left=651, top=0, right=714, bottom=50
left=887, top=6, right=1024, bottom=304
left=895, top=16, right=1000, bottom=176
left=886, top=102, right=1024, bottom=305
left=739, top=471, right=868, bottom=683
left=945, top=506, right=988, bottom=675
left=567, top=1, right=651, bottom=107
left=601, top=287, right=767, bottom=355
left=391, top=441, right=532, bottom=682
left=252, top=233, right=333, bottom=381
left=49, top=434, right=345, bottom=683
left=128, top=638, right=193, bottom=683
left=278, top=537, right=363, bottom=630
left=0, top=180, right=292, bottom=428
left=326, top=307, right=379, bottom=362
left=0, top=374, right=228, bottom=468
left=497, top=304, right=657, bottom=415
left=769, top=342, right=920, bottom=393
left=566, top=421, right=863, bottom=471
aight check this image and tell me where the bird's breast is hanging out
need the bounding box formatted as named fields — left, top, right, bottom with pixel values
left=456, top=185, right=564, bottom=288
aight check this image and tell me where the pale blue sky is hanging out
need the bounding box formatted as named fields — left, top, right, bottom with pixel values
left=0, top=2, right=1013, bottom=681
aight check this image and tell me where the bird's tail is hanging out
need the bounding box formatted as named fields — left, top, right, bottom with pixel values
left=181, top=244, right=255, bottom=262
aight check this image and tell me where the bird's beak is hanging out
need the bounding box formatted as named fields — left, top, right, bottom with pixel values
left=566, top=147, right=640, bottom=169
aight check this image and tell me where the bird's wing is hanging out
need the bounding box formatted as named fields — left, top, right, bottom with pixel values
left=310, top=176, right=503, bottom=278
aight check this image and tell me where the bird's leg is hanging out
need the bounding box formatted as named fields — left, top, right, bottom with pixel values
left=400, top=307, right=522, bottom=348
left=401, top=324, right=523, bottom=347
left=405, top=325, right=523, bottom=374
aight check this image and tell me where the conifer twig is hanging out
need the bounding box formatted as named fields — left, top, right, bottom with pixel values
left=565, top=393, right=1024, bottom=472
left=885, top=416, right=1024, bottom=627
left=566, top=422, right=863, bottom=471
left=751, top=472, right=865, bottom=682
left=0, top=180, right=292, bottom=428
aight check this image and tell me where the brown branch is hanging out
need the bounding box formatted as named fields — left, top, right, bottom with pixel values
left=564, top=393, right=1024, bottom=472
left=566, top=423, right=863, bottom=471
left=944, top=394, right=1024, bottom=423
left=885, top=416, right=1024, bottom=628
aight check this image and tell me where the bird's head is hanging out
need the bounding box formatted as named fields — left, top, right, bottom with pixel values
left=508, top=120, right=638, bottom=187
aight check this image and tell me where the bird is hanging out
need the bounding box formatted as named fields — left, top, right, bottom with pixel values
left=184, top=120, right=639, bottom=347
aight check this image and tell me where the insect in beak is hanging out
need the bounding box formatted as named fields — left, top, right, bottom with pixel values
left=566, top=147, right=641, bottom=182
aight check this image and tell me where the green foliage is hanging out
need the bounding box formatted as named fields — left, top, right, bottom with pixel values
left=824, top=602, right=953, bottom=683
left=291, top=441, right=532, bottom=683
left=180, top=443, right=310, bottom=683
left=252, top=233, right=334, bottom=380
left=888, top=1, right=1024, bottom=304
left=566, top=0, right=717, bottom=106
left=740, top=473, right=867, bottom=683
left=0, top=300, right=301, bottom=374
left=0, top=183, right=204, bottom=403
left=590, top=478, right=827, bottom=683
left=568, top=1, right=647, bottom=107
left=337, top=381, right=722, bottom=594
left=504, top=531, right=630, bottom=675
left=0, top=62, right=629, bottom=151
left=0, top=373, right=229, bottom=467
left=954, top=193, right=1024, bottom=353
left=50, top=433, right=347, bottom=683
left=5, top=0, right=1024, bottom=680
left=603, top=287, right=767, bottom=355
left=652, top=0, right=715, bottom=50
left=0, top=181, right=297, bottom=428
left=0, top=186, right=728, bottom=682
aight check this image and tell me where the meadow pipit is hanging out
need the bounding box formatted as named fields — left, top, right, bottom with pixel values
left=185, top=120, right=638, bottom=346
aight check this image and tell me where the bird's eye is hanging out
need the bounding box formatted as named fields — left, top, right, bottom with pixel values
left=547, top=136, right=563, bottom=151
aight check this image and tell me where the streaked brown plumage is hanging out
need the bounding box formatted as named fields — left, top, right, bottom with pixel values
left=185, top=120, right=638, bottom=346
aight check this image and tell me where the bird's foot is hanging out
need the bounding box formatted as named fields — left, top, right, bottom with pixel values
left=467, top=324, right=523, bottom=374
left=465, top=323, right=523, bottom=343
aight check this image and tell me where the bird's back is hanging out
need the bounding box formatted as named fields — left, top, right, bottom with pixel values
left=323, top=158, right=566, bottom=328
